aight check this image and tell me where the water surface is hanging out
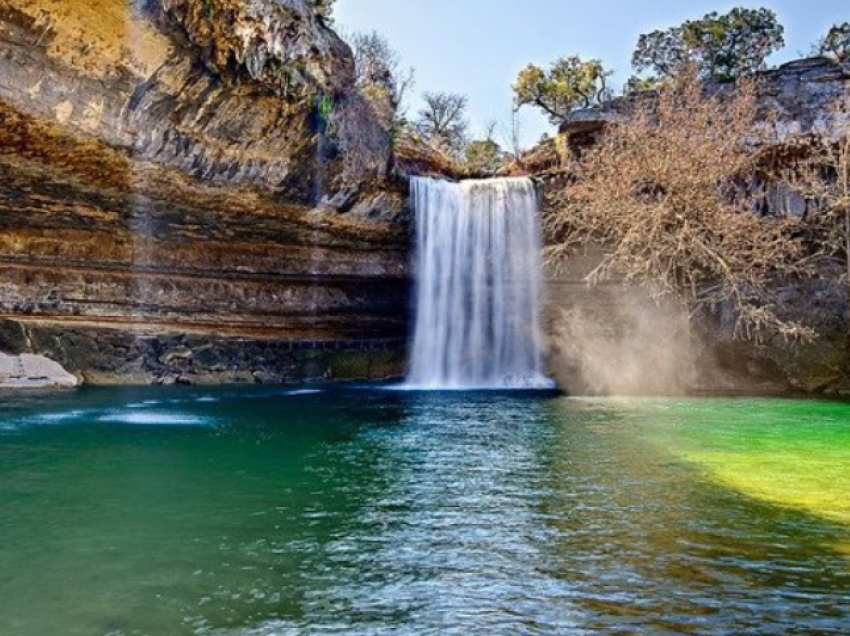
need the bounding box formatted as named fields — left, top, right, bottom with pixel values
left=0, top=387, right=848, bottom=635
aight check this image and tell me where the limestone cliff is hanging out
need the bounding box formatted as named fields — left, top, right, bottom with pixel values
left=0, top=0, right=411, bottom=385
left=560, top=58, right=849, bottom=149
left=543, top=58, right=850, bottom=396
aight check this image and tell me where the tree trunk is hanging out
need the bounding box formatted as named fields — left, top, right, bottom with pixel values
left=844, top=206, right=850, bottom=360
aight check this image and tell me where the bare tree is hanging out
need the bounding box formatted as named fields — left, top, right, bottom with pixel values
left=415, top=92, right=469, bottom=158
left=349, top=30, right=415, bottom=119
left=546, top=72, right=816, bottom=340
left=500, top=104, right=525, bottom=161
left=333, top=30, right=415, bottom=183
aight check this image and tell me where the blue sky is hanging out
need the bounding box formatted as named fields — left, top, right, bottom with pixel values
left=334, top=1, right=844, bottom=147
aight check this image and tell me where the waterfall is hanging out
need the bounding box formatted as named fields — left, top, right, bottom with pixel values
left=406, top=177, right=553, bottom=390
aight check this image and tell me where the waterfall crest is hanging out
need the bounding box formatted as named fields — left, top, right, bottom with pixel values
left=407, top=177, right=553, bottom=390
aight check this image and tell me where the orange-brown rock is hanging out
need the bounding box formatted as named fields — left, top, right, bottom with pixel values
left=0, top=0, right=411, bottom=385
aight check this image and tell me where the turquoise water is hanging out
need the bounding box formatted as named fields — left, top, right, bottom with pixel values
left=0, top=387, right=848, bottom=635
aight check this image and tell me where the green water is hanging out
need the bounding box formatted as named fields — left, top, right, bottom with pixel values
left=0, top=387, right=848, bottom=635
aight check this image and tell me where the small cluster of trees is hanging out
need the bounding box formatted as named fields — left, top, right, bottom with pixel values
left=333, top=29, right=514, bottom=180
left=514, top=7, right=847, bottom=124
left=631, top=7, right=785, bottom=85
left=413, top=94, right=512, bottom=172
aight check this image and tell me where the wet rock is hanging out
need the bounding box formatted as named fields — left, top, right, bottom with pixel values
left=0, top=319, right=29, bottom=355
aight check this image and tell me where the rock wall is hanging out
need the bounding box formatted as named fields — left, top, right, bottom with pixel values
left=559, top=58, right=850, bottom=158
left=0, top=0, right=412, bottom=385
left=545, top=58, right=850, bottom=395
left=545, top=261, right=848, bottom=396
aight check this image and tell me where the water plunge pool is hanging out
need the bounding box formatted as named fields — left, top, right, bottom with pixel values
left=0, top=387, right=848, bottom=635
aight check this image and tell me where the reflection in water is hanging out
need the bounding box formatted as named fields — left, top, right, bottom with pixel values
left=288, top=396, right=584, bottom=635
left=542, top=399, right=850, bottom=634
left=0, top=389, right=848, bottom=635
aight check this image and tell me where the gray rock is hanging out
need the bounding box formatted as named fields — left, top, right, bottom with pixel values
left=346, top=192, right=410, bottom=224
left=560, top=57, right=850, bottom=150
left=0, top=352, right=78, bottom=389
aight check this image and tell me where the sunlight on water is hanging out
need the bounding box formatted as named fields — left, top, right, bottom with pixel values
left=683, top=449, right=850, bottom=525
left=625, top=398, right=850, bottom=556
left=0, top=389, right=848, bottom=635
left=97, top=411, right=208, bottom=426
left=37, top=409, right=91, bottom=422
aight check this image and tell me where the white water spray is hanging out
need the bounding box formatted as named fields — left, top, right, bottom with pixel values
left=406, top=177, right=553, bottom=390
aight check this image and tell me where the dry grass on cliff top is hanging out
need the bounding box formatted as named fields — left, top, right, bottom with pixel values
left=11, top=0, right=171, bottom=78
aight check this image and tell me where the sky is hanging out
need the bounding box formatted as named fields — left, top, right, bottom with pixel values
left=334, top=0, right=845, bottom=147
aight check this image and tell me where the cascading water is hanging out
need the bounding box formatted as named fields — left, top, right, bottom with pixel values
left=406, top=177, right=554, bottom=390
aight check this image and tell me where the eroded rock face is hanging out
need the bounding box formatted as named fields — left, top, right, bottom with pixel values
left=0, top=0, right=357, bottom=195
left=0, top=0, right=411, bottom=385
left=759, top=58, right=850, bottom=138
left=559, top=57, right=850, bottom=157
left=155, top=0, right=353, bottom=97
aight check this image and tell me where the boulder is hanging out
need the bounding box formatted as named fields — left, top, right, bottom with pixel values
left=0, top=352, right=78, bottom=388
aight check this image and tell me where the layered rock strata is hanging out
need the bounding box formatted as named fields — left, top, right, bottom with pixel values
left=0, top=0, right=411, bottom=385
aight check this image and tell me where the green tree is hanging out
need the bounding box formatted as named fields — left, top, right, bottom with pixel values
left=464, top=139, right=507, bottom=174
left=816, top=23, right=850, bottom=63
left=513, top=56, right=611, bottom=124
left=624, top=75, right=661, bottom=95
left=632, top=7, right=785, bottom=83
